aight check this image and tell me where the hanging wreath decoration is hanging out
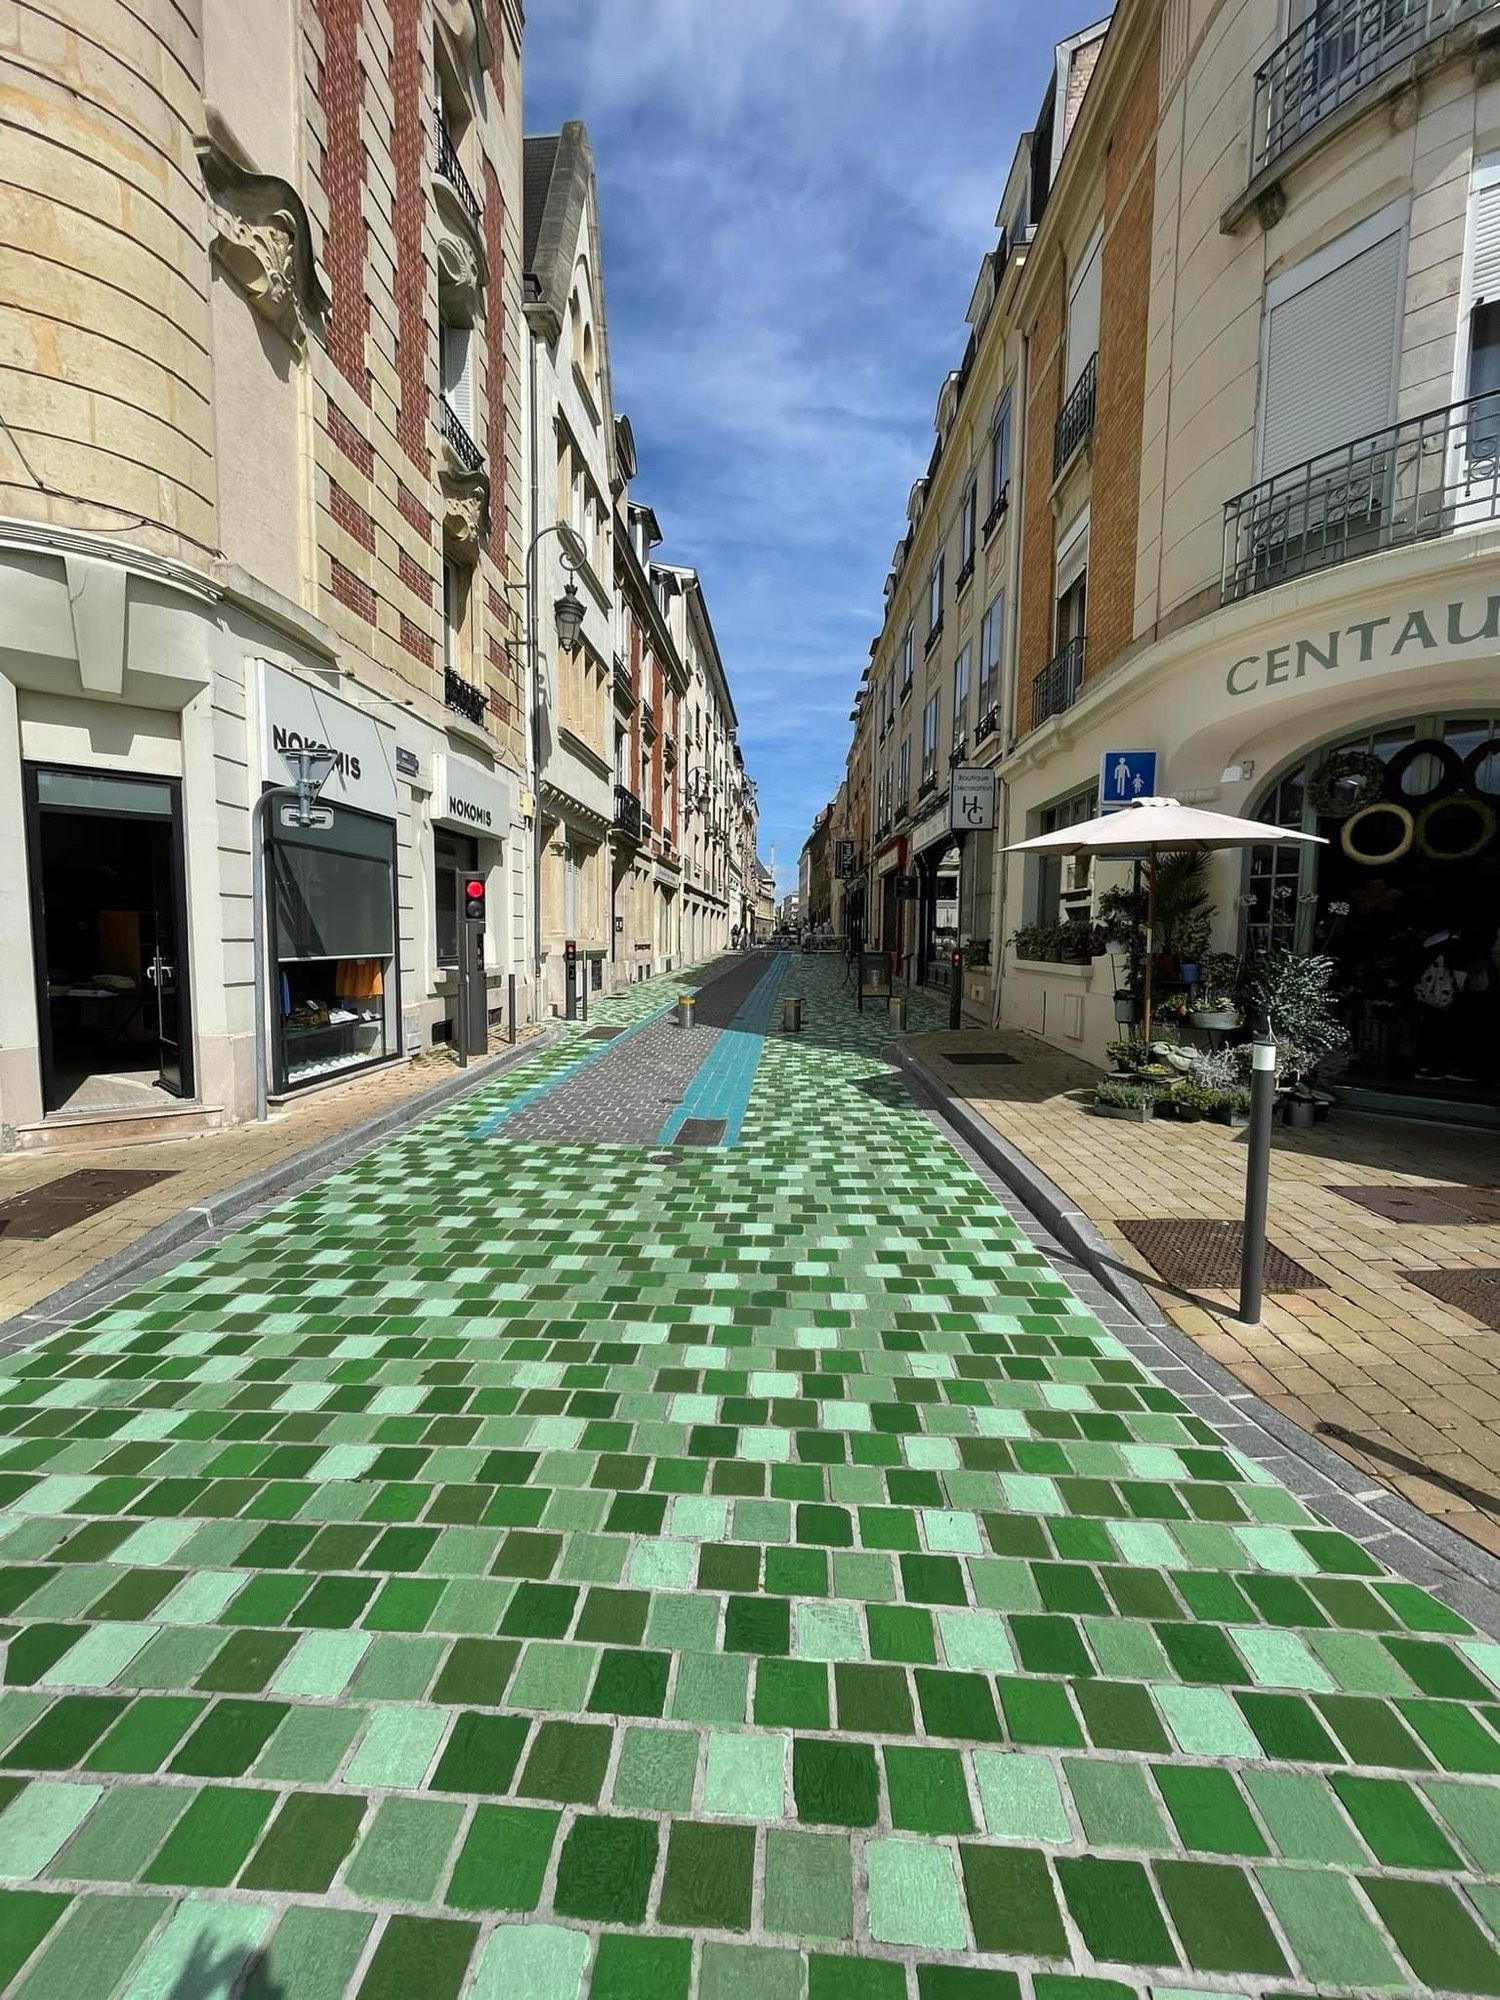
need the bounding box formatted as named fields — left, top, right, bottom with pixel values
left=1341, top=800, right=1414, bottom=865
left=1415, top=794, right=1497, bottom=862
left=1306, top=749, right=1387, bottom=820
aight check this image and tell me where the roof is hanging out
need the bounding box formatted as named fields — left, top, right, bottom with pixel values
left=523, top=124, right=595, bottom=337
left=522, top=134, right=560, bottom=274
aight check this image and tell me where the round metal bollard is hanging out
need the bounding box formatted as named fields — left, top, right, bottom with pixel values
left=677, top=995, right=696, bottom=1029
left=782, top=995, right=803, bottom=1034
left=889, top=993, right=909, bottom=1033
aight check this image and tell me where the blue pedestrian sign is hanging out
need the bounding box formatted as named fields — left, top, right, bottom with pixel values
left=1100, top=749, right=1157, bottom=811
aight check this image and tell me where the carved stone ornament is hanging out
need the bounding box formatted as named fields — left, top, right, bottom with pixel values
left=437, top=232, right=483, bottom=323
left=441, top=467, right=490, bottom=561
left=196, top=127, right=329, bottom=348
left=435, top=0, right=494, bottom=71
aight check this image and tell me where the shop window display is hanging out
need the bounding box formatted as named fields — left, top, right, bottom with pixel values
left=1248, top=714, right=1500, bottom=1103
left=269, top=801, right=397, bottom=1089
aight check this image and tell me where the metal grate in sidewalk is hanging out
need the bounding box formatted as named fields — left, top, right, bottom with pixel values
left=1118, top=1216, right=1326, bottom=1293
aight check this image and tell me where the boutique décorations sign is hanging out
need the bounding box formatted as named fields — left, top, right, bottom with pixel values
left=1225, top=591, right=1500, bottom=698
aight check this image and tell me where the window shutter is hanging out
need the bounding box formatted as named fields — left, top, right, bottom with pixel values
left=1261, top=230, right=1401, bottom=475
left=1469, top=174, right=1500, bottom=306
left=441, top=326, right=473, bottom=431
left=1065, top=229, right=1103, bottom=391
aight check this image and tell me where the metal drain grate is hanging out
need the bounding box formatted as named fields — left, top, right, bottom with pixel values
left=942, top=1051, right=1019, bottom=1066
left=0, top=1168, right=178, bottom=1241
left=1117, top=1217, right=1326, bottom=1293
left=1334, top=1184, right=1500, bottom=1226
left=674, top=1118, right=726, bottom=1147
left=1403, top=1267, right=1500, bottom=1331
left=584, top=1027, right=625, bottom=1042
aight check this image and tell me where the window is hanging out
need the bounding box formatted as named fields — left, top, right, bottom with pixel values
left=921, top=694, right=939, bottom=782
left=978, top=593, right=1003, bottom=709
left=1258, top=202, right=1405, bottom=476
left=442, top=559, right=469, bottom=675
left=989, top=393, right=1012, bottom=510
left=1054, top=510, right=1088, bottom=651
left=1031, top=783, right=1098, bottom=930
left=435, top=829, right=479, bottom=968
left=900, top=624, right=914, bottom=693
left=959, top=477, right=977, bottom=575
left=952, top=646, right=970, bottom=747
left=440, top=322, right=473, bottom=434
left=1462, top=160, right=1500, bottom=464
left=927, top=552, right=944, bottom=638
left=1065, top=225, right=1102, bottom=394
left=897, top=739, right=910, bottom=811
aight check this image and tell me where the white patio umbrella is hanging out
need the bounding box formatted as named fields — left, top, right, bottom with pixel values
left=1006, top=796, right=1325, bottom=1044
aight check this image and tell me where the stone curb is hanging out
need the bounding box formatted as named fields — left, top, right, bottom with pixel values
left=896, top=1044, right=1500, bottom=1637
left=0, top=1030, right=561, bottom=1353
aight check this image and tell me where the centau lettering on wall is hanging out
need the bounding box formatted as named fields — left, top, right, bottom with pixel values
left=272, top=723, right=362, bottom=781
left=446, top=794, right=494, bottom=828
left=1225, top=593, right=1500, bottom=697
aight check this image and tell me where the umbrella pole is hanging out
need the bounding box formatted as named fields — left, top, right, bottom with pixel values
left=1142, top=851, right=1157, bottom=1047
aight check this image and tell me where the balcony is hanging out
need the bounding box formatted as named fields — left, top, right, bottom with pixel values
left=899, top=673, right=913, bottom=703
left=444, top=665, right=487, bottom=727
left=1221, top=390, right=1500, bottom=603
left=1031, top=634, right=1085, bottom=726
left=949, top=740, right=968, bottom=765
left=613, top=655, right=635, bottom=705
left=1053, top=353, right=1097, bottom=478
left=955, top=555, right=975, bottom=595
left=641, top=698, right=655, bottom=732
left=983, top=483, right=1010, bottom=540
left=924, top=615, right=944, bottom=656
left=434, top=107, right=482, bottom=231
left=976, top=703, right=999, bottom=743
left=1250, top=0, right=1491, bottom=180
left=614, top=786, right=643, bottom=841
left=439, top=394, right=484, bottom=473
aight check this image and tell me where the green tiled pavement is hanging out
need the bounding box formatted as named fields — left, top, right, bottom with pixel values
left=0, top=955, right=1498, bottom=1996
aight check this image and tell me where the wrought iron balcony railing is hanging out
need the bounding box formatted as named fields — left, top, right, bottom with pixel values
left=614, top=786, right=643, bottom=840
left=444, top=665, right=487, bottom=727
left=976, top=702, right=999, bottom=743
left=924, top=614, right=944, bottom=656
left=1221, top=388, right=1500, bottom=603
left=1250, top=0, right=1491, bottom=178
left=439, top=394, right=484, bottom=473
left=434, top=106, right=482, bottom=230
left=983, top=483, right=1010, bottom=539
left=1053, top=353, right=1097, bottom=477
left=1031, top=634, right=1085, bottom=727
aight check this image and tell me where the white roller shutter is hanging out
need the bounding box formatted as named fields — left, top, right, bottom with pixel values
left=441, top=325, right=473, bottom=432
left=1065, top=226, right=1103, bottom=392
left=1469, top=173, right=1500, bottom=305
left=1260, top=227, right=1402, bottom=475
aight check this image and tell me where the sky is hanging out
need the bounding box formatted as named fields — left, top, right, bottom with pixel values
left=525, top=0, right=1076, bottom=893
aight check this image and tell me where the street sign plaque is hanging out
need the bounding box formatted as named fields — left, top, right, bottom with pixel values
left=1100, top=749, right=1158, bottom=811
left=949, top=767, right=997, bottom=832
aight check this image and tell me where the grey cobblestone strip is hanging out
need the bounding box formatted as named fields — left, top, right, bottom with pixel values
left=501, top=953, right=774, bottom=1144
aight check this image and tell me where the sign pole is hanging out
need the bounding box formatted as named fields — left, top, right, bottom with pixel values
left=1237, top=1029, right=1278, bottom=1324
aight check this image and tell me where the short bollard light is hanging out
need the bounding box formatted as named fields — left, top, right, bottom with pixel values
left=889, top=993, right=909, bottom=1033
left=782, top=995, right=803, bottom=1034
left=677, top=994, right=696, bottom=1029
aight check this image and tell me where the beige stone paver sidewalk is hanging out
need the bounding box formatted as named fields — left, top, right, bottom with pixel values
left=910, top=1028, right=1500, bottom=1558
left=0, top=1036, right=543, bottom=1324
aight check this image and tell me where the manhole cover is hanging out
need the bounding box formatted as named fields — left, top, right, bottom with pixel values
left=0, top=1168, right=177, bottom=1241
left=1334, top=1184, right=1500, bottom=1226
left=943, top=1051, right=1019, bottom=1066
left=674, top=1119, right=726, bottom=1147
left=584, top=1027, right=625, bottom=1042
left=1403, top=1268, right=1500, bottom=1331
left=1117, top=1218, right=1325, bottom=1293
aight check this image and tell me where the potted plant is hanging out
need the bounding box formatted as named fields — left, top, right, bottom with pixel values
left=1113, top=989, right=1141, bottom=1024
left=1167, top=1081, right=1219, bottom=1122
left=1208, top=1086, right=1252, bottom=1127
left=1235, top=948, right=1349, bottom=1126
left=1104, top=1036, right=1140, bottom=1072
left=1009, top=924, right=1048, bottom=962
left=1093, top=1079, right=1156, bottom=1121
left=1188, top=988, right=1240, bottom=1030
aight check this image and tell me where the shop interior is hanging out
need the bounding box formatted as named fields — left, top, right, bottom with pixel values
left=28, top=784, right=188, bottom=1114
left=270, top=801, right=396, bottom=1090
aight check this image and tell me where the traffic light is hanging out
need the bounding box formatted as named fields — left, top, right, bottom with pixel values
left=464, top=876, right=486, bottom=922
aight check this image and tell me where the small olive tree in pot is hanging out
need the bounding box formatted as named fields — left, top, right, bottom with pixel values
left=1235, top=948, right=1349, bottom=1126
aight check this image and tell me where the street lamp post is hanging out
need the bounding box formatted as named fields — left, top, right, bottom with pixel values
left=251, top=744, right=340, bottom=1123
left=525, top=521, right=589, bottom=994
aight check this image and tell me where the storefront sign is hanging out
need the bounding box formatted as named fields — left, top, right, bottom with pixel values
left=395, top=746, right=420, bottom=780
left=911, top=803, right=952, bottom=853
left=1099, top=749, right=1157, bottom=809
left=1225, top=592, right=1500, bottom=700
left=431, top=753, right=516, bottom=835
left=949, top=767, right=997, bottom=831
left=261, top=663, right=397, bottom=817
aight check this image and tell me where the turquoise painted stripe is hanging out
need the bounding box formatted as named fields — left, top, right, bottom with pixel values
left=659, top=954, right=790, bottom=1148
left=469, top=995, right=680, bottom=1139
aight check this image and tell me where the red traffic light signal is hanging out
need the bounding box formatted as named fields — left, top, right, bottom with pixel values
left=464, top=876, right=486, bottom=921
